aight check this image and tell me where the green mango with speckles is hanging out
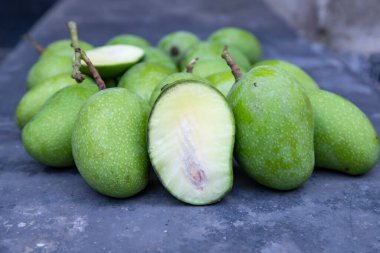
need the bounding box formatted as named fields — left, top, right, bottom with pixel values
left=142, top=47, right=177, bottom=72
left=72, top=88, right=150, bottom=198
left=22, top=83, right=98, bottom=167
left=158, top=31, right=200, bottom=64
left=27, top=56, right=73, bottom=89
left=149, top=72, right=209, bottom=106
left=118, top=62, right=173, bottom=103
left=40, top=39, right=93, bottom=60
left=180, top=42, right=250, bottom=72
left=309, top=90, right=379, bottom=175
left=254, top=60, right=319, bottom=94
left=208, top=27, right=262, bottom=64
left=106, top=34, right=150, bottom=49
left=16, top=74, right=94, bottom=128
left=228, top=66, right=314, bottom=190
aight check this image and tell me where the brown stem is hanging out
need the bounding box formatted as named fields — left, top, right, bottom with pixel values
left=221, top=45, right=242, bottom=82
left=67, top=21, right=85, bottom=83
left=23, top=34, right=44, bottom=54
left=186, top=57, right=199, bottom=73
left=80, top=50, right=106, bottom=90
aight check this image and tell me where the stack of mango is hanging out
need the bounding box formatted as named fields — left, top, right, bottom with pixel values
left=15, top=22, right=379, bottom=205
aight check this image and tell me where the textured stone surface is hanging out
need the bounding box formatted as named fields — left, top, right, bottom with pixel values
left=0, top=0, right=379, bottom=252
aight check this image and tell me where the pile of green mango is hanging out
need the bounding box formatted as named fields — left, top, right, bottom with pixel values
left=16, top=25, right=379, bottom=205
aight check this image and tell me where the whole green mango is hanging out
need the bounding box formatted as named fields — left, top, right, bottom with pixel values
left=309, top=90, right=379, bottom=175
left=228, top=66, right=314, bottom=190
left=16, top=74, right=94, bottom=128
left=72, top=88, right=150, bottom=198
left=22, top=83, right=98, bottom=167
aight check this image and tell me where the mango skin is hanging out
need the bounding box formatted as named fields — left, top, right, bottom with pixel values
left=228, top=66, right=314, bottom=190
left=191, top=59, right=247, bottom=79
left=207, top=71, right=237, bottom=97
left=27, top=56, right=73, bottom=89
left=254, top=60, right=319, bottom=94
left=149, top=73, right=209, bottom=106
left=41, top=39, right=93, bottom=60
left=309, top=90, right=379, bottom=175
left=106, top=34, right=150, bottom=49
left=22, top=83, right=98, bottom=167
left=118, top=62, right=172, bottom=103
left=209, top=27, right=262, bottom=64
left=180, top=42, right=251, bottom=71
left=142, top=47, right=177, bottom=72
left=158, top=31, right=200, bottom=63
left=16, top=74, right=94, bottom=128
left=72, top=88, right=150, bottom=198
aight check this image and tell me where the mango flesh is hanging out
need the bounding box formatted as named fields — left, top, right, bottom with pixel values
left=180, top=42, right=250, bottom=71
left=228, top=66, right=314, bottom=190
left=106, top=34, right=150, bottom=49
left=148, top=81, right=235, bottom=205
left=27, top=56, right=73, bottom=89
left=254, top=60, right=319, bottom=94
left=158, top=31, right=200, bottom=63
left=41, top=39, right=93, bottom=60
left=309, top=90, right=379, bottom=175
left=80, top=45, right=145, bottom=79
left=149, top=73, right=209, bottom=106
left=209, top=27, right=262, bottom=64
left=118, top=62, right=172, bottom=103
left=22, top=83, right=98, bottom=167
left=142, top=47, right=177, bottom=72
left=72, top=88, right=150, bottom=198
left=16, top=74, right=94, bottom=128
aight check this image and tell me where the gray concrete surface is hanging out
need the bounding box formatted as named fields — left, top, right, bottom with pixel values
left=0, top=0, right=380, bottom=252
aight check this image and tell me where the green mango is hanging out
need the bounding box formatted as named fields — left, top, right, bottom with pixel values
left=309, top=90, right=379, bottom=175
left=207, top=71, right=237, bottom=97
left=209, top=27, right=262, bottom=64
left=142, top=47, right=177, bottom=72
left=106, top=34, right=150, bottom=49
left=22, top=83, right=98, bottom=167
left=41, top=39, right=93, bottom=60
left=16, top=73, right=94, bottom=128
left=149, top=72, right=209, bottom=106
left=158, top=31, right=200, bottom=63
left=27, top=56, right=73, bottom=89
left=228, top=66, right=314, bottom=190
left=118, top=62, right=172, bottom=103
left=180, top=41, right=250, bottom=71
left=190, top=58, right=247, bottom=78
left=254, top=60, right=319, bottom=94
left=72, top=88, right=150, bottom=198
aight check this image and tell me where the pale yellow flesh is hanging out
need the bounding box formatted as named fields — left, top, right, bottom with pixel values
left=149, top=83, right=234, bottom=205
left=81, top=45, right=144, bottom=66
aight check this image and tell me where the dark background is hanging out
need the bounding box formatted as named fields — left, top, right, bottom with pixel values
left=0, top=0, right=57, bottom=60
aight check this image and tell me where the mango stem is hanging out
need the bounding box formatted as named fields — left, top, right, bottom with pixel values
left=186, top=57, right=199, bottom=73
left=222, top=45, right=242, bottom=82
left=67, top=21, right=106, bottom=90
left=23, top=34, right=44, bottom=54
left=67, top=21, right=85, bottom=83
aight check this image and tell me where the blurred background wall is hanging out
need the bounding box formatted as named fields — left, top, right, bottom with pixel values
left=264, top=0, right=380, bottom=54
